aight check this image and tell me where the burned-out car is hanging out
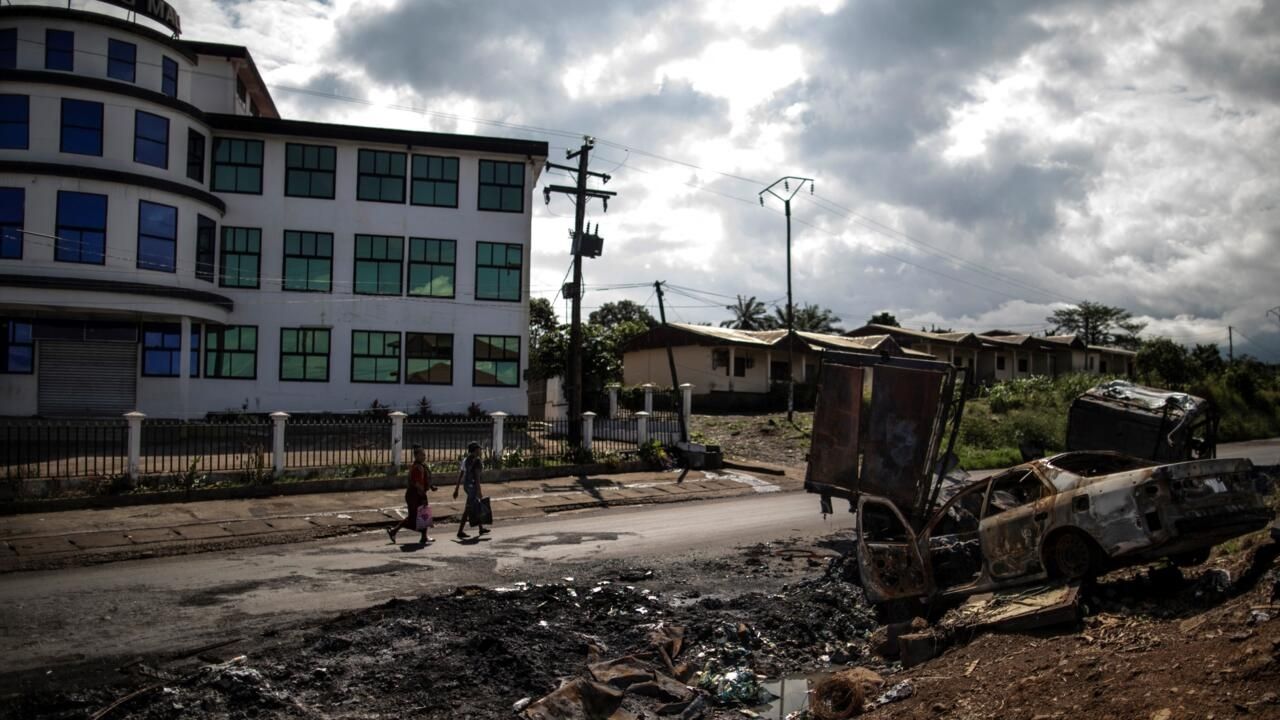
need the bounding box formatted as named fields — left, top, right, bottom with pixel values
left=856, top=452, right=1273, bottom=604
left=1067, top=380, right=1218, bottom=462
left=804, top=354, right=1274, bottom=606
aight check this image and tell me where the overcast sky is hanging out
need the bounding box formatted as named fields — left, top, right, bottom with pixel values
left=110, top=0, right=1280, bottom=357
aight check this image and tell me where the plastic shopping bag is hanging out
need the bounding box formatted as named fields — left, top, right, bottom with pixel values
left=415, top=505, right=433, bottom=530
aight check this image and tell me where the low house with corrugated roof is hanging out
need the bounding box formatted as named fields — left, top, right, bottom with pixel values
left=620, top=323, right=930, bottom=411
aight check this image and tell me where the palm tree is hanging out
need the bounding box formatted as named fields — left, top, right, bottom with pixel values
left=721, top=295, right=772, bottom=330
left=774, top=303, right=842, bottom=334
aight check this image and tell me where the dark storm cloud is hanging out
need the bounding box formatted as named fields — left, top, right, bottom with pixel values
left=334, top=0, right=680, bottom=99
left=287, top=70, right=368, bottom=113
left=1169, top=1, right=1280, bottom=103
left=763, top=0, right=1112, bottom=244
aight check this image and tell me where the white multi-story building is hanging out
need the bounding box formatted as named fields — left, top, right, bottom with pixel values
left=0, top=2, right=547, bottom=417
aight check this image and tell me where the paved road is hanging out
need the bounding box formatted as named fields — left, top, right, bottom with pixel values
left=0, top=492, right=852, bottom=675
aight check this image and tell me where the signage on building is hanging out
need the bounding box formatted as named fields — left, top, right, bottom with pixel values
left=97, top=0, right=182, bottom=36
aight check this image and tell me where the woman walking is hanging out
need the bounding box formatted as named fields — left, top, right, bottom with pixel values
left=387, top=445, right=435, bottom=544
left=453, top=442, right=488, bottom=539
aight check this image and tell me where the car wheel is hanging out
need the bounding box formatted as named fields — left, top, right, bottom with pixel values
left=1170, top=548, right=1211, bottom=568
left=1048, top=531, right=1096, bottom=580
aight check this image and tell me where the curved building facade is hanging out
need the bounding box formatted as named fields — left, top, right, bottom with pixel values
left=0, top=3, right=547, bottom=417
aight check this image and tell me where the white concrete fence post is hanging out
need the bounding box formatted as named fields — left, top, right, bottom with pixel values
left=124, top=411, right=145, bottom=480
left=582, top=411, right=596, bottom=452
left=636, top=411, right=650, bottom=446
left=642, top=383, right=655, bottom=414
left=270, top=411, right=289, bottom=477
left=607, top=384, right=620, bottom=419
left=389, top=411, right=407, bottom=471
left=490, top=411, right=508, bottom=459
left=680, top=383, right=694, bottom=422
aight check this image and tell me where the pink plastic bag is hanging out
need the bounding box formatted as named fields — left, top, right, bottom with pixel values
left=415, top=505, right=433, bottom=530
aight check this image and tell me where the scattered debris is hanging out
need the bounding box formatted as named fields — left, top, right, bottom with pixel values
left=808, top=667, right=883, bottom=720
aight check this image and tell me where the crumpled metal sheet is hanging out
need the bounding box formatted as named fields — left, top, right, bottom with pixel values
left=1087, top=380, right=1202, bottom=415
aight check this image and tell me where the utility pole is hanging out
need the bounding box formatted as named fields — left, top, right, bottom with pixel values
left=653, top=281, right=688, bottom=443
left=1228, top=326, right=1234, bottom=363
left=544, top=138, right=616, bottom=447
left=1269, top=307, right=1280, bottom=327
left=759, top=176, right=814, bottom=422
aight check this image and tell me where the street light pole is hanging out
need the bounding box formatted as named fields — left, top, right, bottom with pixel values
left=760, top=176, right=814, bottom=422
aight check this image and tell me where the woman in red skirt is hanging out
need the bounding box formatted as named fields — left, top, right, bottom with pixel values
left=387, top=445, right=436, bottom=544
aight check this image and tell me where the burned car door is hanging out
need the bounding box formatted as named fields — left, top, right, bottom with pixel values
left=857, top=496, right=932, bottom=603
left=977, top=468, right=1055, bottom=579
left=807, top=364, right=866, bottom=496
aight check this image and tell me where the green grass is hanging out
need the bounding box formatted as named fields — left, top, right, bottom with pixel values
left=954, top=445, right=1023, bottom=470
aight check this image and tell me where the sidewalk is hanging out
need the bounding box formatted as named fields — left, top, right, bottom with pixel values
left=0, top=463, right=805, bottom=572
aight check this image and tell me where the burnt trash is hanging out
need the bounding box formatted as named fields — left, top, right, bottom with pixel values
left=865, top=679, right=915, bottom=710
left=809, top=667, right=884, bottom=720
left=520, top=678, right=626, bottom=720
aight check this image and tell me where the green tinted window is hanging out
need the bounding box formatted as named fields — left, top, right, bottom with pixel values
left=284, top=143, right=336, bottom=198
left=219, top=226, right=260, bottom=288
left=211, top=138, right=263, bottom=193
left=282, top=230, right=332, bottom=292
left=477, top=160, right=524, bottom=212
left=475, top=241, right=522, bottom=301
left=280, top=328, right=329, bottom=381
left=411, top=154, right=459, bottom=207
left=407, top=237, right=455, bottom=297
left=405, top=332, right=452, bottom=384
left=473, top=334, right=519, bottom=386
left=204, top=325, right=257, bottom=378
left=351, top=330, right=400, bottom=383
left=356, top=149, right=405, bottom=202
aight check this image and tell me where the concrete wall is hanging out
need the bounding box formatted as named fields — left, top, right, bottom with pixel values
left=623, top=345, right=816, bottom=396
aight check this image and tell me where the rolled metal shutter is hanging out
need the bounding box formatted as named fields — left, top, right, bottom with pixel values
left=38, top=341, right=138, bottom=417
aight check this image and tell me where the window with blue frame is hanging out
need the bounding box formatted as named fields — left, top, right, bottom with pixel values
left=45, top=29, right=73, bottom=71
left=162, top=56, right=178, bottom=97
left=141, top=323, right=199, bottom=377
left=0, top=187, right=23, bottom=259
left=137, top=200, right=177, bottom=272
left=107, top=39, right=136, bottom=82
left=134, top=111, right=168, bottom=168
left=1, top=320, right=34, bottom=374
left=0, top=94, right=28, bottom=149
left=60, top=98, right=102, bottom=156
left=0, top=29, right=16, bottom=69
left=55, top=191, right=107, bottom=264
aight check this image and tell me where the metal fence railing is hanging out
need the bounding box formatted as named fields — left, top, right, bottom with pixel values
left=403, top=415, right=491, bottom=471
left=503, top=416, right=571, bottom=462
left=1, top=419, right=128, bottom=480
left=140, top=417, right=272, bottom=476
left=3, top=405, right=680, bottom=484
left=286, top=415, right=391, bottom=471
